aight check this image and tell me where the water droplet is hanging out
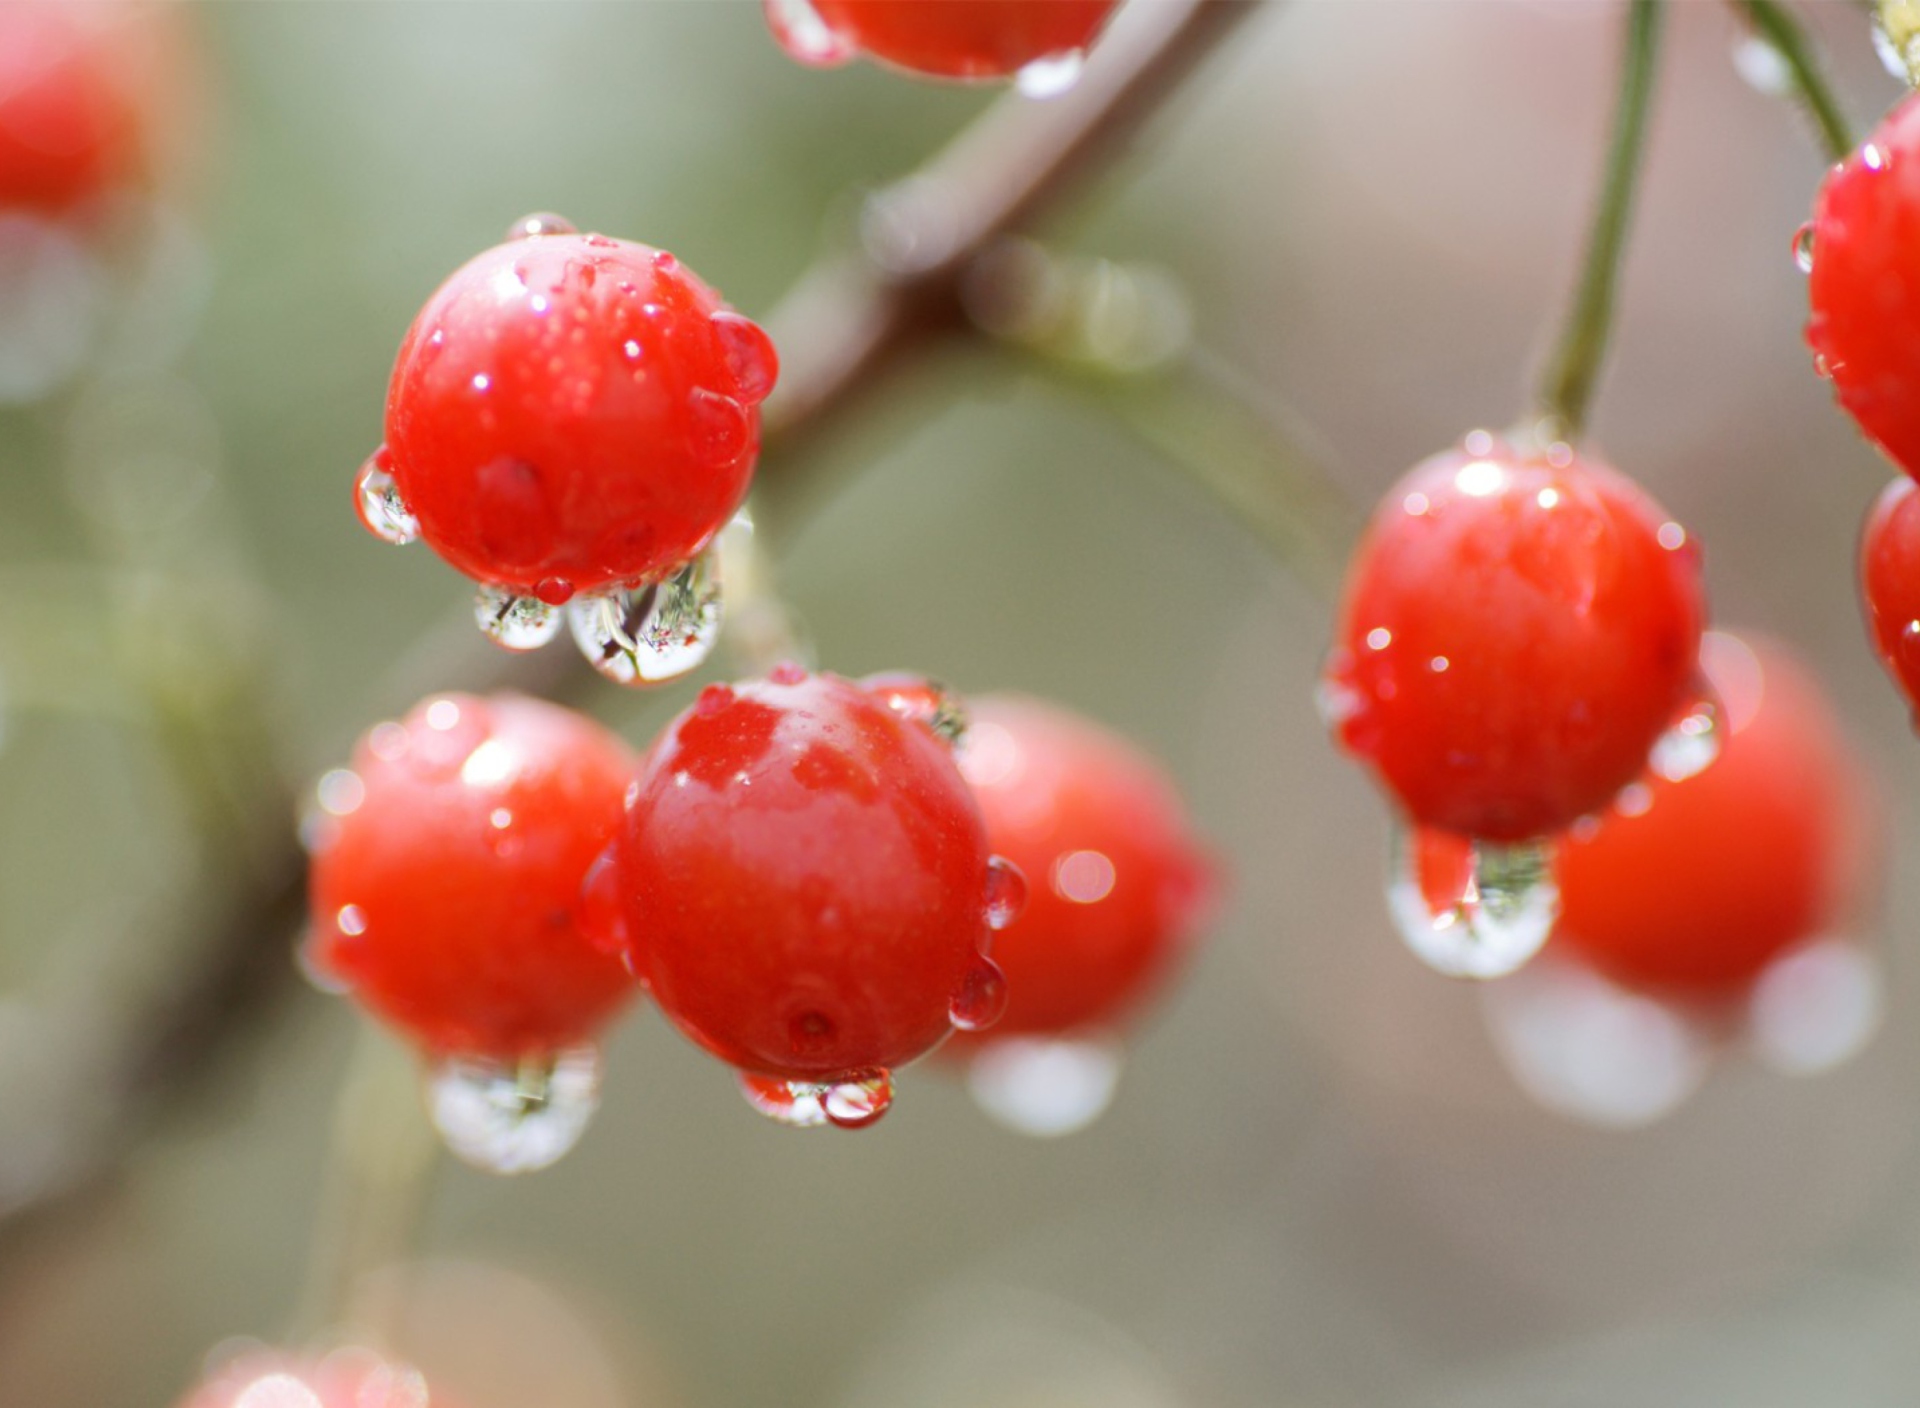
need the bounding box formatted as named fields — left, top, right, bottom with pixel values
left=1731, top=34, right=1792, bottom=96
left=1792, top=222, right=1815, bottom=275
left=505, top=212, right=578, bottom=242
left=534, top=576, right=574, bottom=606
left=566, top=549, right=723, bottom=686
left=967, top=1035, right=1123, bottom=1137
left=576, top=845, right=629, bottom=959
left=1748, top=938, right=1882, bottom=1075
left=762, top=0, right=856, bottom=65
left=768, top=660, right=808, bottom=686
left=426, top=1045, right=602, bottom=1174
left=474, top=583, right=564, bottom=652
left=1014, top=49, right=1086, bottom=99
left=687, top=388, right=751, bottom=466
left=1648, top=683, right=1720, bottom=783
left=355, top=450, right=418, bottom=546
left=984, top=856, right=1028, bottom=932
left=1480, top=951, right=1711, bottom=1128
left=738, top=1068, right=893, bottom=1129
left=710, top=311, right=778, bottom=404
left=864, top=672, right=967, bottom=745
left=1386, top=825, right=1558, bottom=979
left=950, top=958, right=1009, bottom=1032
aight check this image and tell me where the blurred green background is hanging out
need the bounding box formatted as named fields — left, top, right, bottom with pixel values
left=6, top=2, right=1920, bottom=1405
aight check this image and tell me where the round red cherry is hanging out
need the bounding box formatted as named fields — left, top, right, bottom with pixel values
left=367, top=225, right=777, bottom=597
left=1553, top=632, right=1874, bottom=997
left=949, top=696, right=1215, bottom=1042
left=1807, top=94, right=1920, bottom=479
left=1322, top=433, right=1707, bottom=842
left=614, top=668, right=1010, bottom=1085
left=1860, top=474, right=1920, bottom=719
left=767, top=0, right=1117, bottom=81
left=307, top=692, right=640, bottom=1056
left=0, top=3, right=147, bottom=216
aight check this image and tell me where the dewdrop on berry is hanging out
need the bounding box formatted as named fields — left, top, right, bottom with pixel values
left=357, top=218, right=777, bottom=686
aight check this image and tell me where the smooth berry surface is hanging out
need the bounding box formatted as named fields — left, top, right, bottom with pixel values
left=951, top=696, right=1215, bottom=1040
left=773, top=0, right=1117, bottom=79
left=0, top=2, right=145, bottom=215
left=376, top=229, right=776, bottom=596
left=308, top=692, right=640, bottom=1056
left=1807, top=95, right=1920, bottom=479
left=1323, top=435, right=1706, bottom=842
left=1553, top=632, right=1873, bottom=997
left=615, top=669, right=1004, bottom=1081
left=1860, top=474, right=1920, bottom=719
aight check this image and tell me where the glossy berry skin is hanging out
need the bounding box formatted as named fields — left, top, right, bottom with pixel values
left=615, top=669, right=1005, bottom=1081
left=1553, top=633, right=1873, bottom=997
left=308, top=692, right=640, bottom=1057
left=375, top=229, right=777, bottom=597
left=771, top=0, right=1117, bottom=79
left=950, top=696, right=1215, bottom=1041
left=1860, top=475, right=1920, bottom=719
left=1807, top=95, right=1920, bottom=479
left=0, top=3, right=145, bottom=215
left=1323, top=435, right=1706, bottom=842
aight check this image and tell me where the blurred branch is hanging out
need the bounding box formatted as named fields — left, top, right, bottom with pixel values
left=0, top=0, right=1264, bottom=1251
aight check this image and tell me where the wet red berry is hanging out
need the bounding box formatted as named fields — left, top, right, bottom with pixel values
left=1553, top=633, right=1875, bottom=998
left=614, top=669, right=1011, bottom=1087
left=766, top=0, right=1117, bottom=81
left=307, top=692, right=640, bottom=1057
left=1322, top=433, right=1707, bottom=842
left=368, top=226, right=777, bottom=596
left=1860, top=474, right=1920, bottom=720
left=950, top=696, right=1215, bottom=1042
left=1806, top=95, right=1920, bottom=478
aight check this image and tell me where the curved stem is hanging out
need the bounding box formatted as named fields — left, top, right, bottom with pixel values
left=1536, top=0, right=1664, bottom=443
left=1737, top=0, right=1856, bottom=161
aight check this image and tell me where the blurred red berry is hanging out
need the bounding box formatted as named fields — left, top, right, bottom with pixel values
left=1860, top=474, right=1920, bottom=720
left=1322, top=433, right=1706, bottom=842
left=308, top=692, right=639, bottom=1057
left=950, top=696, right=1215, bottom=1042
left=1807, top=94, right=1920, bottom=478
left=1553, top=632, right=1875, bottom=997
left=615, top=669, right=1013, bottom=1099
left=178, top=1348, right=447, bottom=1408
left=364, top=224, right=776, bottom=599
left=0, top=2, right=147, bottom=215
left=766, top=0, right=1118, bottom=81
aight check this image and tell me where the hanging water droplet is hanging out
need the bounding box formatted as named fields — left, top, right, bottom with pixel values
left=473, top=583, right=564, bottom=652
left=506, top=212, right=578, bottom=242
left=355, top=451, right=419, bottom=546
left=1386, top=824, right=1558, bottom=979
left=1792, top=222, right=1816, bottom=275
left=1480, top=951, right=1711, bottom=1128
left=710, top=311, right=779, bottom=404
left=762, top=0, right=856, bottom=66
left=1731, top=34, right=1792, bottom=96
left=1748, top=938, right=1883, bottom=1075
left=1014, top=49, right=1086, bottom=99
left=426, top=1045, right=602, bottom=1174
left=966, top=1035, right=1124, bottom=1138
left=738, top=1068, right=893, bottom=1129
left=949, top=958, right=1009, bottom=1032
left=1648, top=684, right=1721, bottom=783
left=566, top=548, right=723, bottom=686
left=984, top=856, right=1028, bottom=932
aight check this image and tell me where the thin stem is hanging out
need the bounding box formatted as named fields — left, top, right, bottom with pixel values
left=1536, top=0, right=1664, bottom=443
left=1737, top=0, right=1857, bottom=161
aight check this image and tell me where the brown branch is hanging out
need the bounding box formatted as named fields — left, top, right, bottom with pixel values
left=0, top=0, right=1264, bottom=1250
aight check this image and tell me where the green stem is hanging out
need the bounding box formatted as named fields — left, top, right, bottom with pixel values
left=1537, top=0, right=1665, bottom=443
left=1737, top=0, right=1857, bottom=161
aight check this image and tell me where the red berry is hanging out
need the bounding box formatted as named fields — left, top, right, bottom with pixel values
left=949, top=696, right=1215, bottom=1042
left=1553, top=632, right=1875, bottom=998
left=1806, top=94, right=1920, bottom=478
left=1860, top=474, right=1920, bottom=719
left=614, top=669, right=1014, bottom=1114
left=307, top=692, right=639, bottom=1057
left=366, top=226, right=776, bottom=600
left=1322, top=433, right=1707, bottom=842
left=0, top=3, right=146, bottom=216
left=766, top=0, right=1117, bottom=81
